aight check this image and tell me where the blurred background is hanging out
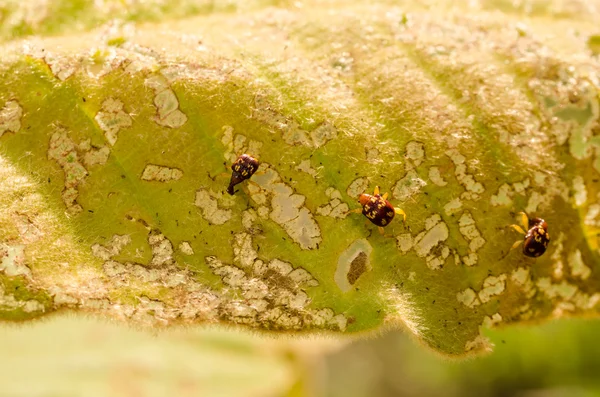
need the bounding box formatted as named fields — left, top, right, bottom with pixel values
left=2, top=316, right=600, bottom=397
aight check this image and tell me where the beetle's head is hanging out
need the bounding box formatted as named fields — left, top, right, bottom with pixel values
left=358, top=194, right=371, bottom=206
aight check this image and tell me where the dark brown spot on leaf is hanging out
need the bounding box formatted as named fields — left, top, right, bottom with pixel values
left=347, top=252, right=368, bottom=285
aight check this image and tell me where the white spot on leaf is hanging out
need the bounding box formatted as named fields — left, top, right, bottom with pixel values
left=194, top=188, right=233, bottom=225
left=393, top=170, right=427, bottom=201
left=478, top=274, right=507, bottom=303
left=0, top=100, right=23, bottom=137
left=346, top=177, right=369, bottom=198
left=141, top=164, right=183, bottom=182
left=94, top=98, right=132, bottom=146
left=179, top=241, right=194, bottom=256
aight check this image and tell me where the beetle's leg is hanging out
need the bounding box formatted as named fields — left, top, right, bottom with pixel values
left=382, top=192, right=389, bottom=200
left=394, top=208, right=407, bottom=222
left=510, top=224, right=526, bottom=234
left=511, top=239, right=523, bottom=250
left=518, top=211, right=529, bottom=230
left=374, top=186, right=380, bottom=195
left=236, top=180, right=263, bottom=197
left=247, top=180, right=261, bottom=189
left=378, top=226, right=385, bottom=235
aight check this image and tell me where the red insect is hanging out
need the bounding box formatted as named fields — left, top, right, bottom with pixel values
left=349, top=186, right=406, bottom=234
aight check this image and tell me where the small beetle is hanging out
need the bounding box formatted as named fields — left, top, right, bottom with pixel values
left=510, top=212, right=550, bottom=257
left=349, top=186, right=406, bottom=234
left=227, top=154, right=259, bottom=195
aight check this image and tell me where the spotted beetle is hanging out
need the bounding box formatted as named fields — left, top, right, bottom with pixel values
left=349, top=186, right=406, bottom=234
left=227, top=154, right=259, bottom=195
left=510, top=212, right=550, bottom=257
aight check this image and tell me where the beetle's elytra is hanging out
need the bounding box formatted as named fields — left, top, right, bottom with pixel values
left=350, top=186, right=406, bottom=235
left=522, top=217, right=550, bottom=257
left=510, top=212, right=550, bottom=257
left=227, top=154, right=259, bottom=195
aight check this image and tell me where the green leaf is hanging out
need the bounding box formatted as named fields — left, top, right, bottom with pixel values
left=1, top=0, right=600, bottom=357
left=0, top=315, right=302, bottom=397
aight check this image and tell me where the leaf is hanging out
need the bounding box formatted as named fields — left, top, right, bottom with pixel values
left=0, top=315, right=303, bottom=396
left=1, top=0, right=599, bottom=357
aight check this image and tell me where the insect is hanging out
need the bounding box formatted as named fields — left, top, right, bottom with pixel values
left=510, top=212, right=550, bottom=257
left=348, top=186, right=406, bottom=234
left=227, top=154, right=259, bottom=195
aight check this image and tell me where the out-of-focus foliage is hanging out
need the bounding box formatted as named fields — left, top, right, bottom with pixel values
left=0, top=314, right=340, bottom=397
left=325, top=318, right=600, bottom=397
left=2, top=314, right=600, bottom=397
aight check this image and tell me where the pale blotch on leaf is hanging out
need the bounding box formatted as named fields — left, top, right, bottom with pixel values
left=310, top=122, right=338, bottom=147
left=346, top=177, right=369, bottom=198
left=295, top=159, right=319, bottom=177
left=585, top=203, right=600, bottom=228
left=194, top=188, right=233, bottom=225
left=537, top=278, right=578, bottom=301
left=396, top=233, right=413, bottom=254
left=444, top=198, right=463, bottom=216
left=533, top=277, right=600, bottom=316
left=141, top=164, right=183, bottom=182
left=221, top=125, right=262, bottom=163
left=365, top=148, right=381, bottom=164
left=551, top=232, right=566, bottom=279
left=94, top=98, right=132, bottom=146
left=572, top=176, right=587, bottom=206
left=148, top=231, right=175, bottom=267
left=458, top=211, right=486, bottom=266
left=0, top=243, right=31, bottom=278
left=569, top=249, right=591, bottom=280
left=47, top=129, right=89, bottom=214
left=482, top=313, right=503, bottom=329
left=233, top=232, right=258, bottom=268
left=11, top=213, right=43, bottom=244
left=428, top=166, right=447, bottom=187
left=511, top=267, right=536, bottom=299
left=478, top=274, right=507, bottom=303
left=252, top=93, right=337, bottom=148
left=408, top=214, right=450, bottom=270
left=491, top=179, right=531, bottom=207
left=248, top=165, right=321, bottom=250
left=446, top=149, right=485, bottom=201
left=80, top=142, right=110, bottom=168
left=316, top=187, right=349, bottom=218
left=178, top=241, right=194, bottom=256
left=465, top=335, right=492, bottom=353
left=457, top=288, right=481, bottom=308
left=48, top=128, right=110, bottom=214
left=393, top=170, right=427, bottom=201
left=145, top=74, right=187, bottom=128
left=0, top=100, right=23, bottom=137
left=29, top=49, right=77, bottom=81
left=525, top=191, right=544, bottom=214
left=335, top=239, right=372, bottom=292
left=405, top=141, right=425, bottom=168
left=0, top=283, right=45, bottom=313
left=91, top=234, right=131, bottom=260
left=490, top=183, right=513, bottom=206
left=206, top=255, right=344, bottom=331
